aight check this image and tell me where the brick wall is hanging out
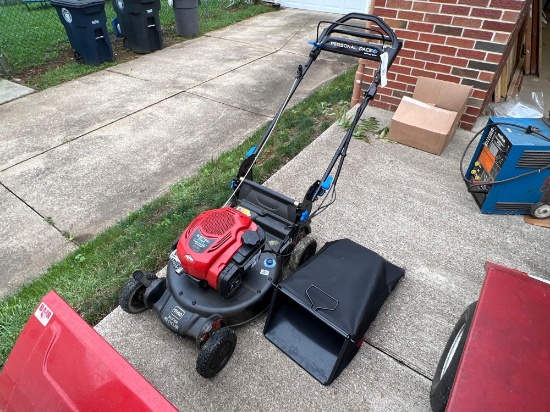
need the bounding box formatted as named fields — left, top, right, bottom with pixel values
left=361, top=0, right=529, bottom=130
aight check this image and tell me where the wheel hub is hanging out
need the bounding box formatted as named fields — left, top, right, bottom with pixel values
left=210, top=341, right=232, bottom=370
left=533, top=204, right=550, bottom=219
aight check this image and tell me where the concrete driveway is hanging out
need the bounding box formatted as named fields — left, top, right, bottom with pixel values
left=96, top=105, right=549, bottom=411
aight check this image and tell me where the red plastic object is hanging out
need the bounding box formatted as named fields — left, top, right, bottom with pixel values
left=447, top=262, right=550, bottom=411
left=0, top=291, right=177, bottom=412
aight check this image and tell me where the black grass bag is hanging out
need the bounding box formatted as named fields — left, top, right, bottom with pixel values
left=264, top=238, right=405, bottom=385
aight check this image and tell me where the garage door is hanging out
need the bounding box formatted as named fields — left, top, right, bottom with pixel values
left=280, top=0, right=370, bottom=15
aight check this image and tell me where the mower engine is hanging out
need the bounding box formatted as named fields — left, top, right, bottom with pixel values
left=171, top=207, right=266, bottom=298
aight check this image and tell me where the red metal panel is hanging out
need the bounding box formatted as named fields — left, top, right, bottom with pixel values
left=447, top=262, right=550, bottom=411
left=0, top=291, right=177, bottom=412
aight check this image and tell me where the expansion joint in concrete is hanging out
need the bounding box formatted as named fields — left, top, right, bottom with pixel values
left=0, top=181, right=76, bottom=245
left=184, top=90, right=273, bottom=119
left=366, top=341, right=433, bottom=383
left=0, top=91, right=185, bottom=175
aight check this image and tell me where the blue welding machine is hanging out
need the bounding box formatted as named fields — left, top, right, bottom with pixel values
left=465, top=117, right=550, bottom=216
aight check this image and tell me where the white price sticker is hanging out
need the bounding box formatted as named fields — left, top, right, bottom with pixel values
left=35, top=302, right=54, bottom=326
left=380, top=52, right=388, bottom=88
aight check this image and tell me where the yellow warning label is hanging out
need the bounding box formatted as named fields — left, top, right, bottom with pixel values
left=235, top=206, right=251, bottom=216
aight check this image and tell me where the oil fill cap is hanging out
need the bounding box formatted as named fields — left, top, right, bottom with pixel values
left=264, top=258, right=276, bottom=268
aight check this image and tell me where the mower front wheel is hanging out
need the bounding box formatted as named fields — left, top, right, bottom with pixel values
left=289, top=235, right=317, bottom=272
left=196, top=327, right=237, bottom=378
left=119, top=272, right=158, bottom=314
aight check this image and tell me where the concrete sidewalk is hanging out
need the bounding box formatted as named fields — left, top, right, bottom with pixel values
left=0, top=80, right=34, bottom=105
left=0, top=9, right=354, bottom=298
left=95, top=104, right=549, bottom=411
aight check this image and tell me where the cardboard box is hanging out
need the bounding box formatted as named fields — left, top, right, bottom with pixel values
left=388, top=77, right=472, bottom=155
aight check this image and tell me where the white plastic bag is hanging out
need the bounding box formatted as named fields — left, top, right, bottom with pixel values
left=486, top=92, right=544, bottom=118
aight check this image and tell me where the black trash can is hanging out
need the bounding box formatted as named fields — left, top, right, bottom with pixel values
left=112, top=0, right=163, bottom=54
left=51, top=0, right=114, bottom=66
left=172, top=0, right=199, bottom=37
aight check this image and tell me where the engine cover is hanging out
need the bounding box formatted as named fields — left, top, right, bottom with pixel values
left=176, top=207, right=265, bottom=298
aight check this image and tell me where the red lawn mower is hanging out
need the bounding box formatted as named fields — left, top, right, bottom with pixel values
left=119, top=13, right=401, bottom=378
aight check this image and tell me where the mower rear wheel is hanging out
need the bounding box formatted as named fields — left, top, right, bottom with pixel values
left=530, top=202, right=550, bottom=219
left=289, top=235, right=317, bottom=272
left=196, top=327, right=236, bottom=378
left=119, top=272, right=158, bottom=314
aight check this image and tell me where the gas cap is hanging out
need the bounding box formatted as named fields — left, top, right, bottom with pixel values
left=241, top=230, right=260, bottom=246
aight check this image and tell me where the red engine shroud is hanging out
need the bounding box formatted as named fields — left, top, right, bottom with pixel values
left=176, top=207, right=258, bottom=290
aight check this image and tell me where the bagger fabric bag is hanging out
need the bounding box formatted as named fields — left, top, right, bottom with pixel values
left=264, top=238, right=405, bottom=385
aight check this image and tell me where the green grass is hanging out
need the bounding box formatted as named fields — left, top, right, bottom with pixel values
left=0, top=0, right=272, bottom=76
left=31, top=61, right=120, bottom=89
left=0, top=66, right=357, bottom=368
left=0, top=3, right=68, bottom=71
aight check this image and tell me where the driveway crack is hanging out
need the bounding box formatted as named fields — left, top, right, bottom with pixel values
left=0, top=182, right=77, bottom=245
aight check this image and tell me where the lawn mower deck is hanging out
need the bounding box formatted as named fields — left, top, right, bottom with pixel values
left=119, top=12, right=402, bottom=378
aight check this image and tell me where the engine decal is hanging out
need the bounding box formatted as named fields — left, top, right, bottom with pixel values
left=189, top=229, right=215, bottom=253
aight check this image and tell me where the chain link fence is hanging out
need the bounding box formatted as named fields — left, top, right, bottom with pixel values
left=0, top=0, right=247, bottom=76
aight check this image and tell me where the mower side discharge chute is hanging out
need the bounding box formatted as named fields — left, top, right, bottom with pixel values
left=0, top=291, right=176, bottom=412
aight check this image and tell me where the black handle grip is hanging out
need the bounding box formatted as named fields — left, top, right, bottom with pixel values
left=312, top=13, right=401, bottom=66
left=317, top=13, right=399, bottom=50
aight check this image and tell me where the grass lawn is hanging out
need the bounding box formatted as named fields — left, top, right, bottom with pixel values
left=0, top=0, right=273, bottom=85
left=0, top=66, right=361, bottom=368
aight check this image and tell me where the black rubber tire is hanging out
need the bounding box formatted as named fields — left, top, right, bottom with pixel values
left=430, top=301, right=477, bottom=412
left=530, top=202, right=550, bottom=219
left=288, top=235, right=317, bottom=272
left=119, top=272, right=158, bottom=314
left=196, top=327, right=237, bottom=378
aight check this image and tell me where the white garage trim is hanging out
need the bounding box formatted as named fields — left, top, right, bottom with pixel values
left=279, top=0, right=371, bottom=16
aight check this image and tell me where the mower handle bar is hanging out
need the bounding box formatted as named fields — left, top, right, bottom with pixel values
left=231, top=14, right=401, bottom=218
left=313, top=13, right=401, bottom=64
left=318, top=13, right=399, bottom=47
left=316, top=21, right=394, bottom=48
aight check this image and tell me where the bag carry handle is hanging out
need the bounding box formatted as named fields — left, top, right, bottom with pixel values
left=306, top=285, right=339, bottom=313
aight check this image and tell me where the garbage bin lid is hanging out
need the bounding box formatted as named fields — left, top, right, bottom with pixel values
left=50, top=0, right=107, bottom=8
